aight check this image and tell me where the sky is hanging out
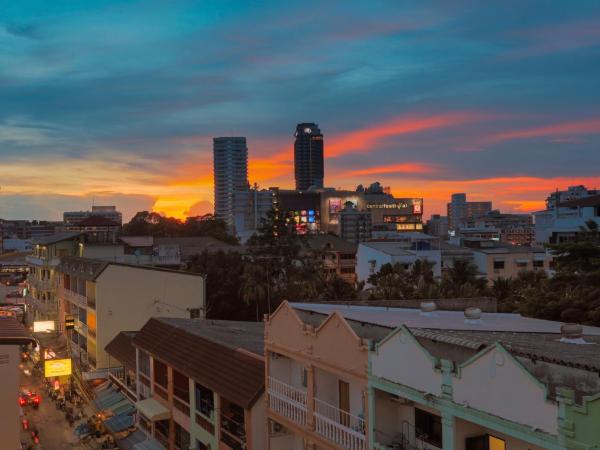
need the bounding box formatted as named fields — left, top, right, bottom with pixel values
left=1, top=0, right=600, bottom=221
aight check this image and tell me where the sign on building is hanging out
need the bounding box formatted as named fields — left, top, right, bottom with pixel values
left=65, top=315, right=75, bottom=330
left=44, top=358, right=72, bottom=377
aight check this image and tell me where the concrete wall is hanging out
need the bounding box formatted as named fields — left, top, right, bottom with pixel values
left=356, top=245, right=392, bottom=282
left=95, top=265, right=204, bottom=368
left=250, top=393, right=267, bottom=450
left=0, top=346, right=21, bottom=450
left=453, top=347, right=558, bottom=434
left=372, top=329, right=442, bottom=397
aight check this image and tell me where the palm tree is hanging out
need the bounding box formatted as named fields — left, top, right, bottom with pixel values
left=441, top=260, right=488, bottom=298
left=240, top=263, right=269, bottom=319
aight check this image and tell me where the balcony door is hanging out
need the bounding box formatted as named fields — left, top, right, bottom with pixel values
left=338, top=380, right=350, bottom=426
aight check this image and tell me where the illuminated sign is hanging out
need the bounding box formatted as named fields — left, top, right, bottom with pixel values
left=65, top=315, right=75, bottom=330
left=0, top=310, right=16, bottom=318
left=366, top=202, right=410, bottom=209
left=33, top=321, right=55, bottom=333
left=45, top=358, right=72, bottom=377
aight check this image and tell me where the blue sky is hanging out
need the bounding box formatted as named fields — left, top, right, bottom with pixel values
left=1, top=0, right=600, bottom=220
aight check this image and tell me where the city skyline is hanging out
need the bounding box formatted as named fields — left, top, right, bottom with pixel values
left=2, top=1, right=600, bottom=221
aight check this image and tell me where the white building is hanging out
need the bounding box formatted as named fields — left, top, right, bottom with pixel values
left=356, top=233, right=442, bottom=282
left=64, top=205, right=122, bottom=226
left=534, top=194, right=600, bottom=244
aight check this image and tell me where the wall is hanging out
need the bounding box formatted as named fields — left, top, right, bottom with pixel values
left=0, top=346, right=20, bottom=450
left=250, top=393, right=267, bottom=450
left=372, top=329, right=442, bottom=397
left=95, top=265, right=204, bottom=368
left=81, top=244, right=125, bottom=261
left=566, top=393, right=600, bottom=450
left=453, top=347, right=558, bottom=434
left=356, top=245, right=392, bottom=282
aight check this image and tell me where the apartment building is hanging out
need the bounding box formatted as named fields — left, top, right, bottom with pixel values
left=287, top=302, right=600, bottom=450
left=132, top=318, right=266, bottom=450
left=447, top=194, right=492, bottom=231
left=462, top=239, right=552, bottom=281
left=265, top=301, right=382, bottom=450
left=534, top=194, right=600, bottom=244
left=56, top=257, right=205, bottom=372
left=356, top=233, right=442, bottom=282
left=306, top=235, right=358, bottom=285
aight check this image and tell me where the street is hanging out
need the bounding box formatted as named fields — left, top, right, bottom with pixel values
left=19, top=360, right=88, bottom=450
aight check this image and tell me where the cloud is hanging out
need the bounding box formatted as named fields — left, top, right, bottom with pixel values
left=327, top=112, right=486, bottom=157
left=185, top=200, right=214, bottom=217
left=486, top=118, right=600, bottom=143
left=348, top=163, right=439, bottom=176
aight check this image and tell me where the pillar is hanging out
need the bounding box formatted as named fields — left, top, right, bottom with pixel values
left=366, top=386, right=375, bottom=450
left=441, top=410, right=455, bottom=450
left=306, top=365, right=315, bottom=430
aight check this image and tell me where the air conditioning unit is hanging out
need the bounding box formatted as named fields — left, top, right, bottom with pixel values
left=269, top=421, right=288, bottom=435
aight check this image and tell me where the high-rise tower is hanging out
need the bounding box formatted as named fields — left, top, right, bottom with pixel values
left=213, top=137, right=249, bottom=229
left=294, top=123, right=324, bottom=191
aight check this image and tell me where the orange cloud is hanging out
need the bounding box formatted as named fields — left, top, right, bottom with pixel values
left=327, top=112, right=484, bottom=157
left=486, top=118, right=600, bottom=143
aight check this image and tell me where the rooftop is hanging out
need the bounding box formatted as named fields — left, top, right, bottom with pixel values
left=305, top=234, right=357, bottom=254
left=133, top=318, right=264, bottom=408
left=32, top=232, right=82, bottom=246
left=558, top=194, right=600, bottom=208
left=105, top=331, right=138, bottom=369
left=359, top=241, right=425, bottom=256
left=0, top=318, right=37, bottom=345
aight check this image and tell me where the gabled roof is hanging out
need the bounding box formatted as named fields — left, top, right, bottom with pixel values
left=133, top=318, right=264, bottom=408
left=105, top=331, right=138, bottom=369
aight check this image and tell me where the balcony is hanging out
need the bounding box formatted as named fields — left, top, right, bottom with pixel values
left=152, top=255, right=181, bottom=266
left=59, top=287, right=87, bottom=308
left=314, top=398, right=366, bottom=450
left=26, top=255, right=61, bottom=267
left=109, top=368, right=138, bottom=402
left=268, top=376, right=308, bottom=426
left=30, top=277, right=56, bottom=291
left=267, top=377, right=366, bottom=450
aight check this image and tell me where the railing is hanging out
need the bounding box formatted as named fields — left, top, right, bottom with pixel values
left=59, top=287, right=87, bottom=308
left=26, top=255, right=61, bottom=266
left=267, top=376, right=308, bottom=426
left=314, top=398, right=366, bottom=450
left=152, top=255, right=181, bottom=265
left=173, top=396, right=191, bottom=415
left=154, top=383, right=168, bottom=401
left=30, top=277, right=56, bottom=291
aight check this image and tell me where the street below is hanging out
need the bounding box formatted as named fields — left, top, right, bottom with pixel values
left=19, top=360, right=88, bottom=450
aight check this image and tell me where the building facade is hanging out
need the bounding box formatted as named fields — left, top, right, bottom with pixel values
left=356, top=234, right=442, bottom=282
left=339, top=202, right=373, bottom=244
left=534, top=194, right=600, bottom=244
left=213, top=137, right=249, bottom=230
left=133, top=318, right=266, bottom=450
left=447, top=194, right=492, bottom=231
left=64, top=205, right=122, bottom=226
left=56, top=257, right=205, bottom=372
left=294, top=123, right=324, bottom=191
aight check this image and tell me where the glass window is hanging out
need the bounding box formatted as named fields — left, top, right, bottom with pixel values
left=153, top=359, right=168, bottom=387
left=195, top=383, right=214, bottom=417
left=138, top=351, right=151, bottom=377
left=493, top=260, right=505, bottom=270
left=174, top=422, right=190, bottom=450
left=173, top=369, right=189, bottom=402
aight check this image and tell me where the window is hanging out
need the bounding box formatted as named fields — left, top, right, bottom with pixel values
left=533, top=260, right=544, bottom=268
left=138, top=351, right=151, bottom=377
left=466, top=434, right=506, bottom=450
left=516, top=260, right=528, bottom=268
left=174, top=422, right=190, bottom=450
left=341, top=267, right=355, bottom=274
left=415, top=408, right=442, bottom=448
left=493, top=260, right=504, bottom=270
left=173, top=369, right=189, bottom=403
left=196, top=441, right=209, bottom=450
left=153, top=359, right=168, bottom=388
left=301, top=368, right=308, bottom=388
left=195, top=382, right=214, bottom=417
left=190, top=308, right=201, bottom=319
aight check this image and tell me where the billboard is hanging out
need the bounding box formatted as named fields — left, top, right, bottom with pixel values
left=33, top=321, right=56, bottom=333
left=45, top=358, right=72, bottom=377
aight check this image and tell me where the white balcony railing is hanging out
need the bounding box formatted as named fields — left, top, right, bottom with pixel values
left=59, top=287, right=87, bottom=308
left=267, top=377, right=366, bottom=450
left=26, top=255, right=61, bottom=267
left=314, top=398, right=366, bottom=450
left=267, top=376, right=308, bottom=426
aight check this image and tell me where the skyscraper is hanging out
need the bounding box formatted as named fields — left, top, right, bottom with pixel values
left=294, top=123, right=324, bottom=191
left=447, top=193, right=492, bottom=230
left=213, top=137, right=249, bottom=229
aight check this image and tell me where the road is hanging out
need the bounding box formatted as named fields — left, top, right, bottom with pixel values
left=19, top=362, right=88, bottom=450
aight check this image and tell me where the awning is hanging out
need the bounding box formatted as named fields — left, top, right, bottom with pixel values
left=104, top=398, right=131, bottom=415
left=133, top=439, right=166, bottom=450
left=135, top=397, right=170, bottom=421
left=117, top=430, right=147, bottom=450
left=111, top=402, right=136, bottom=417
left=104, top=413, right=135, bottom=433
left=516, top=259, right=529, bottom=264
left=95, top=391, right=126, bottom=410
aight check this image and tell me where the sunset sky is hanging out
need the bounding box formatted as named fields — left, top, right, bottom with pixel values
left=1, top=1, right=600, bottom=221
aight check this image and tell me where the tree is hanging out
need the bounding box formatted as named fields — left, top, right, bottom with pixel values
left=440, top=260, right=488, bottom=298
left=549, top=220, right=600, bottom=273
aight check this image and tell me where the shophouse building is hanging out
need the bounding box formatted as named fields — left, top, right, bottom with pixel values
left=132, top=318, right=266, bottom=450
left=281, top=302, right=600, bottom=450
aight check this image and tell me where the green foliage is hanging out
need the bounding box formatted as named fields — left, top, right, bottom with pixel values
left=490, top=221, right=600, bottom=325
left=122, top=211, right=238, bottom=244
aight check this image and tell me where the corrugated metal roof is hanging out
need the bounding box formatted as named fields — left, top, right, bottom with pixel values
left=105, top=331, right=138, bottom=369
